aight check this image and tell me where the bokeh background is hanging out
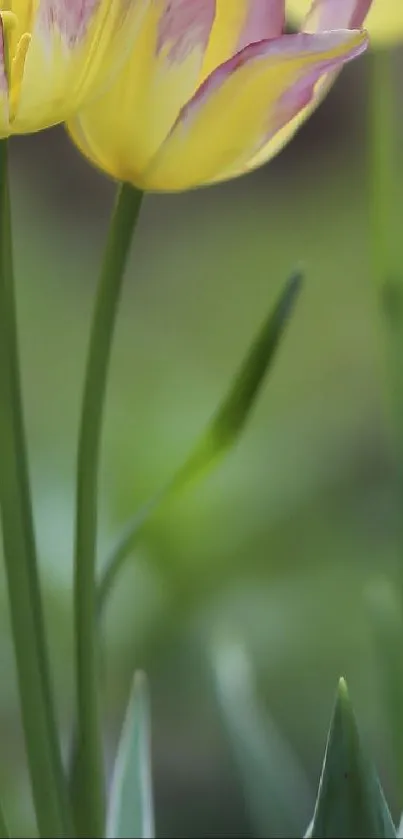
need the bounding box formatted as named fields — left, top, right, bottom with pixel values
left=2, top=50, right=403, bottom=837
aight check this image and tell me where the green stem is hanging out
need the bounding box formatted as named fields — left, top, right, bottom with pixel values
left=73, top=183, right=143, bottom=837
left=370, top=49, right=403, bottom=472
left=98, top=490, right=167, bottom=613
left=369, top=49, right=403, bottom=795
left=0, top=140, right=71, bottom=837
left=370, top=50, right=397, bottom=285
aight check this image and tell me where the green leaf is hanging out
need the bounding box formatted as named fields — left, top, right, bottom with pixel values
left=174, top=269, right=303, bottom=483
left=311, top=678, right=396, bottom=839
left=98, top=270, right=304, bottom=611
left=106, top=672, right=154, bottom=839
left=366, top=576, right=403, bottom=794
left=211, top=638, right=312, bottom=838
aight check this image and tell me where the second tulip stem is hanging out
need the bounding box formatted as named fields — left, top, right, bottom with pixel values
left=0, top=140, right=72, bottom=838
left=73, top=183, right=143, bottom=837
left=370, top=49, right=403, bottom=466
left=369, top=47, right=403, bottom=796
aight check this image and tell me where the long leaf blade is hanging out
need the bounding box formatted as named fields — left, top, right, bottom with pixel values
left=176, top=269, right=303, bottom=482
left=98, top=270, right=304, bottom=610
left=106, top=672, right=154, bottom=839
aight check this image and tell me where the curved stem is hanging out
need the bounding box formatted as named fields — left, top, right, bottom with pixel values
left=98, top=490, right=167, bottom=613
left=73, top=183, right=143, bottom=838
left=370, top=50, right=397, bottom=286
left=0, top=140, right=71, bottom=837
left=369, top=48, right=403, bottom=795
left=369, top=49, right=403, bottom=468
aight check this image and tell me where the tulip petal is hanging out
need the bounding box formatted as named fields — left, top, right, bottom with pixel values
left=288, top=0, right=401, bottom=44
left=68, top=0, right=216, bottom=180
left=0, top=17, right=9, bottom=133
left=67, top=101, right=114, bottom=176
left=302, top=0, right=373, bottom=31
left=201, top=0, right=285, bottom=79
left=142, top=29, right=367, bottom=191
left=241, top=0, right=371, bottom=176
left=10, top=0, right=147, bottom=134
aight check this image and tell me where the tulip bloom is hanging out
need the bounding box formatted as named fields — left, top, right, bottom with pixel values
left=68, top=0, right=368, bottom=193
left=0, top=0, right=146, bottom=136
left=288, top=0, right=401, bottom=46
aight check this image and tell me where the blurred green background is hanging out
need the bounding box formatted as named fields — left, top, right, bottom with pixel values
left=2, top=52, right=403, bottom=836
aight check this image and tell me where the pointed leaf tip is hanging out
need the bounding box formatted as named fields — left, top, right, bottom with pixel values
left=337, top=676, right=349, bottom=700
left=106, top=671, right=154, bottom=839
left=133, top=670, right=147, bottom=694
left=275, top=269, right=303, bottom=321
left=180, top=267, right=304, bottom=477
left=311, top=680, right=396, bottom=838
left=336, top=677, right=352, bottom=719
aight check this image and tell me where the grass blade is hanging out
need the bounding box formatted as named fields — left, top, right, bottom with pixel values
left=107, top=672, right=154, bottom=839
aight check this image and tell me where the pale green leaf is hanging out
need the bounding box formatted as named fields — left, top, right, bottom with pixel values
left=211, top=637, right=312, bottom=838
left=106, top=672, right=154, bottom=839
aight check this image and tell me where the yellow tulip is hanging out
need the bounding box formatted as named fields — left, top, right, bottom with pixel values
left=287, top=0, right=401, bottom=46
left=0, top=0, right=147, bottom=135
left=68, top=0, right=369, bottom=192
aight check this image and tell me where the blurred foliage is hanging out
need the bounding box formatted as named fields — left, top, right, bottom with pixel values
left=2, top=57, right=403, bottom=836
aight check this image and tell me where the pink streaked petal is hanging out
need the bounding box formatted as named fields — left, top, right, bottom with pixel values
left=0, top=17, right=9, bottom=135
left=212, top=31, right=364, bottom=165
left=183, top=30, right=366, bottom=125
left=236, top=0, right=285, bottom=49
left=201, top=0, right=284, bottom=81
left=254, top=0, right=371, bottom=185
left=0, top=20, right=7, bottom=94
left=37, top=0, right=100, bottom=47
left=304, top=0, right=372, bottom=31
left=144, top=28, right=367, bottom=190
left=14, top=0, right=146, bottom=133
left=67, top=0, right=217, bottom=184
left=157, top=0, right=215, bottom=62
left=224, top=1, right=371, bottom=181
left=247, top=59, right=339, bottom=160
